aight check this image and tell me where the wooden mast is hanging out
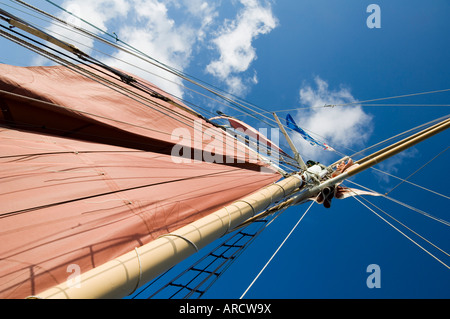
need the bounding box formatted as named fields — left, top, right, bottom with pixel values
left=34, top=174, right=305, bottom=299
left=33, top=116, right=449, bottom=299
left=3, top=4, right=447, bottom=299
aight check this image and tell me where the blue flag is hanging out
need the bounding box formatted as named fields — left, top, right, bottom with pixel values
left=286, top=114, right=334, bottom=151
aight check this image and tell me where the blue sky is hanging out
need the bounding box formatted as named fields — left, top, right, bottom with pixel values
left=1, top=0, right=449, bottom=299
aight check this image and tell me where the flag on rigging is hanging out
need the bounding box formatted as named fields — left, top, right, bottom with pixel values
left=286, top=114, right=334, bottom=151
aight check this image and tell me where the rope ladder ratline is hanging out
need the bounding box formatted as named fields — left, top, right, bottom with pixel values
left=1, top=0, right=449, bottom=300
left=136, top=215, right=277, bottom=299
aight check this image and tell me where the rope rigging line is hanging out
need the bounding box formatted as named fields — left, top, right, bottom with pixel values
left=354, top=194, right=450, bottom=257
left=345, top=180, right=450, bottom=227
left=136, top=206, right=288, bottom=299
left=0, top=9, right=298, bottom=172
left=255, top=104, right=450, bottom=114
left=385, top=146, right=450, bottom=196
left=17, top=0, right=274, bottom=126
left=350, top=115, right=450, bottom=160
left=363, top=166, right=450, bottom=201
left=6, top=0, right=310, bottom=148
left=6, top=0, right=440, bottom=168
left=352, top=194, right=450, bottom=270
left=0, top=149, right=144, bottom=160
left=3, top=2, right=450, bottom=179
left=0, top=27, right=280, bottom=168
left=4, top=0, right=450, bottom=168
left=258, top=90, right=450, bottom=114
left=335, top=88, right=450, bottom=108
left=240, top=199, right=316, bottom=299
left=352, top=103, right=450, bottom=107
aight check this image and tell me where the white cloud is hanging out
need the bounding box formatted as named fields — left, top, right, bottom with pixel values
left=31, top=0, right=273, bottom=98
left=62, top=0, right=130, bottom=32
left=104, top=0, right=198, bottom=98
left=291, top=76, right=373, bottom=163
left=374, top=148, right=419, bottom=185
left=32, top=0, right=130, bottom=65
left=206, top=0, right=278, bottom=95
left=33, top=0, right=220, bottom=99
left=172, top=0, right=219, bottom=41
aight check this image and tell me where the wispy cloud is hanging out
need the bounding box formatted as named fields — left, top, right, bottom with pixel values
left=100, top=0, right=220, bottom=99
left=31, top=0, right=130, bottom=65
left=33, top=0, right=219, bottom=98
left=374, top=148, right=419, bottom=186
left=291, top=76, right=373, bottom=163
left=30, top=0, right=276, bottom=99
left=206, top=0, right=278, bottom=95
left=104, top=0, right=200, bottom=98
left=34, top=0, right=278, bottom=97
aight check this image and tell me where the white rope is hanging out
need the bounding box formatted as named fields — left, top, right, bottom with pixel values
left=346, top=180, right=450, bottom=227
left=240, top=199, right=315, bottom=299
left=128, top=247, right=143, bottom=295
left=223, top=206, right=232, bottom=235
left=355, top=194, right=450, bottom=257
left=369, top=167, right=450, bottom=200
left=385, top=146, right=450, bottom=196
left=352, top=195, right=450, bottom=270
left=157, top=233, right=199, bottom=252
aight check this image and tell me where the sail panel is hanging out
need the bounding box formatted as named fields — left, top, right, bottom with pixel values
left=0, top=64, right=269, bottom=169
left=0, top=64, right=280, bottom=298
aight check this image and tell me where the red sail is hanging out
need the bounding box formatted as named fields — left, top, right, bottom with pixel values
left=0, top=64, right=280, bottom=298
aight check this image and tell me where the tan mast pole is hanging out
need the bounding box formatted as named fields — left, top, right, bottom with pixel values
left=35, top=174, right=304, bottom=299
left=5, top=5, right=447, bottom=300
left=291, top=116, right=450, bottom=205
left=348, top=117, right=450, bottom=177
left=356, top=117, right=450, bottom=165
left=35, top=116, right=449, bottom=299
